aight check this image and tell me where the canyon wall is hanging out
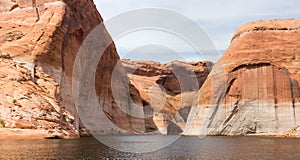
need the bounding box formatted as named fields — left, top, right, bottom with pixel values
left=0, top=0, right=145, bottom=138
left=123, top=59, right=212, bottom=134
left=3, top=1, right=297, bottom=138
left=185, top=19, right=300, bottom=136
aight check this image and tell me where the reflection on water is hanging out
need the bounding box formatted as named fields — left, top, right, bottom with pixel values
left=97, top=135, right=180, bottom=153
left=1, top=136, right=300, bottom=159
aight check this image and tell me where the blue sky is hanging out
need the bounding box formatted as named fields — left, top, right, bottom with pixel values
left=94, top=0, right=300, bottom=63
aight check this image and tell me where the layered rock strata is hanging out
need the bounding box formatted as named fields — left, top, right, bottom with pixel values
left=0, top=0, right=145, bottom=138
left=185, top=19, right=300, bottom=137
left=122, top=59, right=212, bottom=134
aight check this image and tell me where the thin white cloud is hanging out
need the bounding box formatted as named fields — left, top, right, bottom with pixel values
left=94, top=0, right=300, bottom=62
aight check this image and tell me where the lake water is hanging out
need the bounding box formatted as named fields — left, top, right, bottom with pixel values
left=1, top=136, right=300, bottom=159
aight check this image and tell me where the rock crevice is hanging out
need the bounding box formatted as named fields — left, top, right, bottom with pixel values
left=123, top=59, right=213, bottom=134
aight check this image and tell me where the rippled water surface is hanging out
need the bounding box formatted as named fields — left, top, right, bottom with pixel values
left=1, top=136, right=300, bottom=159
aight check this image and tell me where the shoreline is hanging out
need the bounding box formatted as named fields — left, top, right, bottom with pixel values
left=0, top=128, right=299, bottom=140
left=0, top=128, right=79, bottom=140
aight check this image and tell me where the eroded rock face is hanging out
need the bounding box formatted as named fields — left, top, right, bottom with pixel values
left=158, top=61, right=213, bottom=95
left=122, top=59, right=212, bottom=134
left=122, top=59, right=169, bottom=76
left=185, top=19, right=300, bottom=136
left=0, top=52, right=78, bottom=139
left=0, top=0, right=145, bottom=138
left=0, top=0, right=79, bottom=138
left=123, top=59, right=213, bottom=95
left=57, top=0, right=145, bottom=134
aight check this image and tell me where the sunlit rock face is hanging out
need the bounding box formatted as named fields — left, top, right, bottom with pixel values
left=185, top=19, right=300, bottom=136
left=0, top=0, right=80, bottom=139
left=122, top=59, right=213, bottom=134
left=0, top=0, right=145, bottom=137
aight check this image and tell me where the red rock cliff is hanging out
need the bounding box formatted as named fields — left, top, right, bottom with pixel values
left=122, top=59, right=212, bottom=134
left=0, top=0, right=145, bottom=138
left=185, top=19, right=300, bottom=136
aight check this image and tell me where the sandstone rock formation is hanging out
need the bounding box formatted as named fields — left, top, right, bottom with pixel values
left=123, top=59, right=213, bottom=95
left=0, top=0, right=145, bottom=138
left=0, top=52, right=78, bottom=139
left=185, top=19, right=300, bottom=137
left=122, top=59, right=213, bottom=134
left=158, top=61, right=213, bottom=95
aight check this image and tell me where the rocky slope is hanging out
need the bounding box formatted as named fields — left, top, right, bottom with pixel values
left=0, top=0, right=145, bottom=138
left=185, top=19, right=300, bottom=137
left=0, top=52, right=78, bottom=139
left=122, top=59, right=213, bottom=134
